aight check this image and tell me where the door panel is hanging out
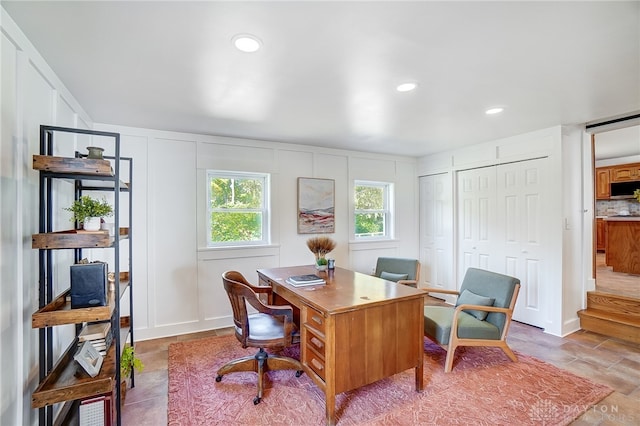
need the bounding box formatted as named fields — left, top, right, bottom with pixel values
left=456, top=158, right=547, bottom=328
left=457, top=167, right=497, bottom=282
left=497, top=159, right=546, bottom=327
left=419, top=174, right=453, bottom=292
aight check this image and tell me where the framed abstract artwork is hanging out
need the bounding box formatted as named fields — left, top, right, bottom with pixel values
left=297, top=177, right=335, bottom=234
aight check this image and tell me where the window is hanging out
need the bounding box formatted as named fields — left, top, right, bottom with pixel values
left=207, top=171, right=269, bottom=247
left=354, top=180, right=393, bottom=239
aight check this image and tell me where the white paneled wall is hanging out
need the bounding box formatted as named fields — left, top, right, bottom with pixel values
left=1, top=8, right=94, bottom=426
left=96, top=125, right=419, bottom=341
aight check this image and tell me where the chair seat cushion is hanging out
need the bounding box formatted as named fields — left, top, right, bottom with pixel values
left=455, top=289, right=495, bottom=321
left=237, top=313, right=287, bottom=341
left=424, top=306, right=501, bottom=345
left=380, top=271, right=409, bottom=282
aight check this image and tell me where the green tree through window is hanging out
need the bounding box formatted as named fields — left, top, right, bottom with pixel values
left=208, top=172, right=269, bottom=246
left=354, top=181, right=392, bottom=238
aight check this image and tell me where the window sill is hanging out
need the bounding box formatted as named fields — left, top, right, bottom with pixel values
left=348, top=238, right=400, bottom=250
left=197, top=244, right=280, bottom=260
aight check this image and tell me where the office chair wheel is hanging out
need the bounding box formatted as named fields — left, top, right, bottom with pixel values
left=253, top=396, right=261, bottom=405
left=215, top=375, right=222, bottom=382
left=295, top=370, right=303, bottom=377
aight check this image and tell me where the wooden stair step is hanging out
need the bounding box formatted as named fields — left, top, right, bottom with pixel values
left=578, top=308, right=640, bottom=344
left=586, top=291, right=640, bottom=319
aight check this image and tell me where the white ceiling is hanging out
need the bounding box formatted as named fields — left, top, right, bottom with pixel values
left=3, top=1, right=640, bottom=157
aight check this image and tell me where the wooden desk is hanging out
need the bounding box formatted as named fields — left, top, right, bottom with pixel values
left=257, top=265, right=425, bottom=425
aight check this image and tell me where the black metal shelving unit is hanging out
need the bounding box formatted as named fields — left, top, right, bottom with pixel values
left=33, top=125, right=134, bottom=426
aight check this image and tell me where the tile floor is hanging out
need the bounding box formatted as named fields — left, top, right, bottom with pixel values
left=122, top=299, right=640, bottom=425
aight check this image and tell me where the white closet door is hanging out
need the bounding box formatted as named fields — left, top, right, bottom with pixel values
left=457, top=167, right=498, bottom=281
left=419, top=173, right=453, bottom=291
left=456, top=159, right=548, bottom=328
left=497, top=158, right=546, bottom=327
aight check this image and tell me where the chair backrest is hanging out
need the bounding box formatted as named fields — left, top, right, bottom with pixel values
left=459, top=268, right=520, bottom=332
left=222, top=270, right=296, bottom=349
left=374, top=257, right=420, bottom=282
left=222, top=271, right=259, bottom=347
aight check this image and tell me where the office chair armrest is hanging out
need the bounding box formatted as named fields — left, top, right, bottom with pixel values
left=262, top=303, right=294, bottom=323
left=247, top=296, right=294, bottom=323
left=261, top=303, right=297, bottom=340
left=454, top=304, right=511, bottom=315
left=245, top=283, right=272, bottom=295
left=397, top=279, right=418, bottom=287
left=450, top=304, right=513, bottom=339
left=423, top=287, right=460, bottom=296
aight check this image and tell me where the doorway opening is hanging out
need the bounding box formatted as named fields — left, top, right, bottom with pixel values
left=592, top=125, right=640, bottom=299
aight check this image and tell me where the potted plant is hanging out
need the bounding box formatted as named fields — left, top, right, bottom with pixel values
left=120, top=345, right=144, bottom=404
left=64, top=195, right=113, bottom=231
left=306, top=236, right=336, bottom=270
left=316, top=257, right=329, bottom=271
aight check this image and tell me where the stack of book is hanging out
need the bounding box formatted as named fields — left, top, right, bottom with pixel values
left=286, top=274, right=326, bottom=287
left=78, top=321, right=112, bottom=356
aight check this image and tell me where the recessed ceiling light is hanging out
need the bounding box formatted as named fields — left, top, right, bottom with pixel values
left=396, top=82, right=418, bottom=92
left=232, top=34, right=262, bottom=53
left=485, top=107, right=505, bottom=115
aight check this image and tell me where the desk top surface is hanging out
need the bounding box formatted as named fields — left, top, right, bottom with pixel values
left=257, top=265, right=426, bottom=314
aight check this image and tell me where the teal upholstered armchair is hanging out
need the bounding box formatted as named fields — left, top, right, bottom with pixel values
left=374, top=257, right=421, bottom=287
left=423, top=267, right=520, bottom=372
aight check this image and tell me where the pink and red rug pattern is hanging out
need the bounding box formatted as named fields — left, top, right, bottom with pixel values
left=168, top=335, right=612, bottom=425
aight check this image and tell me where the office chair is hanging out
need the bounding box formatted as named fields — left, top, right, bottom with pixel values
left=216, top=271, right=303, bottom=404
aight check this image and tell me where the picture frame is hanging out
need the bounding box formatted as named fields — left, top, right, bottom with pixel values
left=297, top=177, right=335, bottom=234
left=74, top=340, right=104, bottom=377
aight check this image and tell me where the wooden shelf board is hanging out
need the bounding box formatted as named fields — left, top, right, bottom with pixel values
left=33, top=155, right=113, bottom=176
left=32, top=282, right=130, bottom=329
left=32, top=229, right=129, bottom=249
left=32, top=230, right=110, bottom=249
left=31, top=339, right=117, bottom=408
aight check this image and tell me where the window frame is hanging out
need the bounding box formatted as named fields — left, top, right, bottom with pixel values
left=353, top=180, right=394, bottom=240
left=206, top=170, right=270, bottom=247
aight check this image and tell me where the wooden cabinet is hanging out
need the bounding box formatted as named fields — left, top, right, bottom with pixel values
left=32, top=126, right=133, bottom=426
left=605, top=219, right=640, bottom=274
left=610, top=162, right=640, bottom=182
left=595, top=168, right=611, bottom=199
left=596, top=218, right=607, bottom=252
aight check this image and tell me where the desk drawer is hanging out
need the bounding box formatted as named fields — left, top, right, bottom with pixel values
left=304, top=345, right=326, bottom=381
left=303, top=326, right=326, bottom=381
left=305, top=328, right=325, bottom=356
left=303, top=306, right=325, bottom=334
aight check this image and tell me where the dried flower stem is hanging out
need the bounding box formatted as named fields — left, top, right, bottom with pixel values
left=306, top=236, right=336, bottom=259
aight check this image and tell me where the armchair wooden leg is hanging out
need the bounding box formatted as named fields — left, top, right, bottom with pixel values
left=444, top=345, right=456, bottom=373
left=500, top=343, right=518, bottom=362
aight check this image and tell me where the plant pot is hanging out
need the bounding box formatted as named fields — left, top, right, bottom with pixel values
left=87, top=146, right=104, bottom=159
left=120, top=380, right=127, bottom=407
left=316, top=264, right=327, bottom=271
left=83, top=217, right=101, bottom=231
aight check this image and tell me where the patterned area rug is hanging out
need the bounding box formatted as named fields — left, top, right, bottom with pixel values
left=168, top=335, right=612, bottom=425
